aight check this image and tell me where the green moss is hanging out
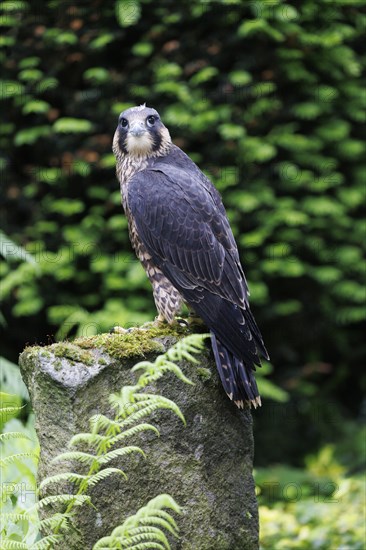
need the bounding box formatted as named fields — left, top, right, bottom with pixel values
left=75, top=323, right=190, bottom=361
left=53, top=359, right=63, bottom=371
left=51, top=342, right=94, bottom=366
left=197, top=367, right=212, bottom=381
left=22, top=324, right=191, bottom=367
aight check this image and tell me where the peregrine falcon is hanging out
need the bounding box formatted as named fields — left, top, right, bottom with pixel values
left=113, top=104, right=269, bottom=408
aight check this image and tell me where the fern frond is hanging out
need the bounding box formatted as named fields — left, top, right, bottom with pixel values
left=133, top=361, right=194, bottom=386
left=89, top=414, right=121, bottom=433
left=0, top=452, right=39, bottom=466
left=109, top=399, right=147, bottom=418
left=94, top=539, right=164, bottom=550
left=29, top=534, right=62, bottom=549
left=38, top=512, right=72, bottom=531
left=51, top=450, right=98, bottom=466
left=0, top=511, right=33, bottom=522
left=93, top=494, right=181, bottom=549
left=124, top=544, right=165, bottom=550
left=140, top=494, right=182, bottom=516
left=127, top=544, right=165, bottom=550
left=131, top=334, right=209, bottom=388
left=0, top=405, right=25, bottom=415
left=164, top=334, right=209, bottom=364
left=108, top=423, right=160, bottom=446
left=121, top=384, right=141, bottom=405
left=159, top=361, right=194, bottom=385
left=152, top=510, right=180, bottom=531
left=132, top=395, right=186, bottom=425
left=90, top=412, right=161, bottom=441
left=0, top=541, right=29, bottom=549
left=108, top=385, right=140, bottom=415
left=97, top=446, right=145, bottom=465
left=0, top=431, right=32, bottom=442
left=87, top=467, right=127, bottom=487
left=37, top=494, right=91, bottom=509
left=108, top=385, right=140, bottom=416
left=39, top=472, right=87, bottom=491
left=69, top=432, right=106, bottom=448
left=138, top=516, right=179, bottom=537
left=103, top=529, right=170, bottom=548
left=117, top=525, right=171, bottom=546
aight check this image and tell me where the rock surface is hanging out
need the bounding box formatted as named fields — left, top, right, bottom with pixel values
left=19, top=327, right=259, bottom=549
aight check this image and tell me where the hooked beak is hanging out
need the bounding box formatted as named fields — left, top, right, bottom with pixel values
left=129, top=121, right=146, bottom=137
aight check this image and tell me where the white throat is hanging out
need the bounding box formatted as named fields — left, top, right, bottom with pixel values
left=126, top=133, right=154, bottom=157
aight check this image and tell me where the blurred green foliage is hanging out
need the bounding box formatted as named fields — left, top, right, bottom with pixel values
left=259, top=475, right=364, bottom=549
left=0, top=394, right=39, bottom=545
left=257, top=430, right=366, bottom=549
left=0, top=0, right=365, bottom=464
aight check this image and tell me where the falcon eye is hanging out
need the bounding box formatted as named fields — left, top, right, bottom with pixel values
left=120, top=118, right=128, bottom=129
left=146, top=115, right=156, bottom=127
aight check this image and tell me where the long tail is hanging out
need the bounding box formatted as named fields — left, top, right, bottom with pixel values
left=210, top=331, right=261, bottom=409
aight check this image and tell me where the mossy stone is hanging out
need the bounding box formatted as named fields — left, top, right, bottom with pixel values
left=19, top=326, right=258, bottom=550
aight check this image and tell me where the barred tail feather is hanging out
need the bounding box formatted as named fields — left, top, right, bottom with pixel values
left=210, top=331, right=261, bottom=409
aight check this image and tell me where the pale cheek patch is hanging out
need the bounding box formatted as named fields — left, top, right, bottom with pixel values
left=126, top=133, right=153, bottom=156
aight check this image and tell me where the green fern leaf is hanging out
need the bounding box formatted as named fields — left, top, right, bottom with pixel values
left=94, top=538, right=164, bottom=549
left=124, top=544, right=165, bottom=550
left=89, top=414, right=120, bottom=432
left=93, top=494, right=181, bottom=549
left=133, top=360, right=194, bottom=386
left=133, top=395, right=186, bottom=425
left=39, top=472, right=87, bottom=491
left=0, top=452, right=39, bottom=466
left=138, top=516, right=179, bottom=537
left=97, top=446, right=145, bottom=465
left=114, top=400, right=185, bottom=430
left=0, top=431, right=32, bottom=442
left=30, top=535, right=62, bottom=549
left=110, top=530, right=170, bottom=548
left=0, top=512, right=33, bottom=522
left=38, top=512, right=72, bottom=531
left=87, top=467, right=127, bottom=486
left=153, top=509, right=180, bottom=531
left=108, top=423, right=160, bottom=446
left=0, top=405, right=25, bottom=416
left=69, top=432, right=106, bottom=447
left=37, top=493, right=91, bottom=509
left=0, top=542, right=29, bottom=549
left=120, top=526, right=170, bottom=548
left=51, top=450, right=98, bottom=465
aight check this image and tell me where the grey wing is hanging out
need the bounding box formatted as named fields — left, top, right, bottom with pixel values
left=129, top=163, right=249, bottom=309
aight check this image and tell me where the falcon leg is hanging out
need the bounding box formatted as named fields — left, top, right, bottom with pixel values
left=151, top=277, right=183, bottom=324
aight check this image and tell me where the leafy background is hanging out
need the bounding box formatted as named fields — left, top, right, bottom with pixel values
left=1, top=0, right=365, bottom=547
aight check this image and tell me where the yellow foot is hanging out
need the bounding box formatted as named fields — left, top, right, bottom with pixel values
left=140, top=315, right=167, bottom=330
left=142, top=316, right=190, bottom=330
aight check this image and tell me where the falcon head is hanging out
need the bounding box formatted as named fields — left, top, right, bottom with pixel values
left=113, top=104, right=171, bottom=158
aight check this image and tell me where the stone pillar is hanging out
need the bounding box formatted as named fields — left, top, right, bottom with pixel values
left=19, top=327, right=258, bottom=550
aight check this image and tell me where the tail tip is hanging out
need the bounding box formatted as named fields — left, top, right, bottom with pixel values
left=232, top=395, right=262, bottom=409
